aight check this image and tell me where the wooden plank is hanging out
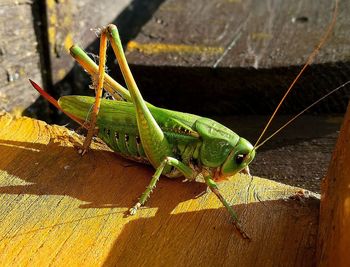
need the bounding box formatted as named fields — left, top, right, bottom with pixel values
left=0, top=0, right=42, bottom=114
left=317, top=102, right=350, bottom=266
left=126, top=0, right=348, bottom=67
left=42, top=0, right=168, bottom=124
left=45, top=0, right=130, bottom=85
left=0, top=113, right=319, bottom=266
left=118, top=0, right=350, bottom=115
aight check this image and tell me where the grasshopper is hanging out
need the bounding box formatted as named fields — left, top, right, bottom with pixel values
left=30, top=1, right=340, bottom=240
left=30, top=25, right=255, bottom=239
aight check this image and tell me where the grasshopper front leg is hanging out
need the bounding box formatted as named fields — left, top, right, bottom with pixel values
left=204, top=175, right=251, bottom=240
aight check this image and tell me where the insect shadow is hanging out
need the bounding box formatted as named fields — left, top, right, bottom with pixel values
left=102, top=199, right=319, bottom=266
left=0, top=138, right=206, bottom=213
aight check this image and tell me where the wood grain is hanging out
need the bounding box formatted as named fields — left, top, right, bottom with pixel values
left=317, top=103, right=350, bottom=266
left=127, top=0, right=350, bottom=68
left=121, top=0, right=350, bottom=115
left=0, top=113, right=320, bottom=266
left=45, top=0, right=131, bottom=86
left=0, top=0, right=42, bottom=113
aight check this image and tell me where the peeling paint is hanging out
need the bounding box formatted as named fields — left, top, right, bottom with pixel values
left=48, top=26, right=56, bottom=46
left=64, top=32, right=73, bottom=52
left=58, top=69, right=66, bottom=80
left=45, top=0, right=74, bottom=82
left=46, top=0, right=55, bottom=10
left=251, top=32, right=272, bottom=41
left=127, top=41, right=224, bottom=55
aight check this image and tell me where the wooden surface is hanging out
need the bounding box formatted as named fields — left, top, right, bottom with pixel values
left=0, top=113, right=320, bottom=266
left=120, top=0, right=350, bottom=115
left=2, top=0, right=349, bottom=116
left=0, top=0, right=132, bottom=114
left=0, top=0, right=42, bottom=113
left=43, top=0, right=166, bottom=98
left=317, top=103, right=350, bottom=266
left=127, top=0, right=349, bottom=67
left=44, top=0, right=131, bottom=87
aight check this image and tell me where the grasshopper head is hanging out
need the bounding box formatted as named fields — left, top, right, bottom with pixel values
left=218, top=138, right=256, bottom=180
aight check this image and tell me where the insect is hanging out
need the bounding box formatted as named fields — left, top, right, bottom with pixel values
left=29, top=0, right=341, bottom=240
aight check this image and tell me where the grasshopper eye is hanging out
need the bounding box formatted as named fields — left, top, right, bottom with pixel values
left=235, top=154, right=246, bottom=165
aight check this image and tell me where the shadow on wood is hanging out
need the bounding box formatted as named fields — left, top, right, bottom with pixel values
left=103, top=200, right=319, bottom=267
left=0, top=113, right=319, bottom=266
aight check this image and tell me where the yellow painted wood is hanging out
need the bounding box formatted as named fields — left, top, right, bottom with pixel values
left=0, top=113, right=319, bottom=266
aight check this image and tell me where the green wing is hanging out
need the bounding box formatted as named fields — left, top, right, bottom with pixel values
left=58, top=96, right=200, bottom=139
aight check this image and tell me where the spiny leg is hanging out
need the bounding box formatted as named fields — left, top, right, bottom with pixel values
left=80, top=30, right=108, bottom=154
left=204, top=176, right=251, bottom=240
left=70, top=45, right=132, bottom=102
left=130, top=157, right=194, bottom=215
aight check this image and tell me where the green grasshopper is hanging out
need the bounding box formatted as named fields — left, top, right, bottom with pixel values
left=30, top=25, right=255, bottom=239
left=30, top=4, right=339, bottom=240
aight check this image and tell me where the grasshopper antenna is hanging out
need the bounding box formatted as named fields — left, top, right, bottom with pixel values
left=29, top=79, right=86, bottom=128
left=255, top=80, right=350, bottom=150
left=253, top=0, right=339, bottom=149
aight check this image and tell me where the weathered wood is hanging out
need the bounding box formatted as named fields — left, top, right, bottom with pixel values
left=317, top=103, right=350, bottom=266
left=45, top=0, right=131, bottom=87
left=2, top=0, right=348, bottom=117
left=0, top=113, right=319, bottom=266
left=120, top=0, right=350, bottom=115
left=44, top=0, right=166, bottom=124
left=0, top=0, right=42, bottom=113
left=127, top=0, right=349, bottom=67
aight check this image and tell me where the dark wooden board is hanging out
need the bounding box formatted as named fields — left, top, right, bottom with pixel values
left=119, top=0, right=350, bottom=115
left=0, top=0, right=43, bottom=114
left=1, top=0, right=349, bottom=116
left=43, top=0, right=166, bottom=122
left=126, top=0, right=349, bottom=67
left=44, top=0, right=131, bottom=92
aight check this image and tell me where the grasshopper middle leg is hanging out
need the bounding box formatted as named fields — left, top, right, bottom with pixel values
left=80, top=28, right=108, bottom=154
left=129, top=157, right=194, bottom=215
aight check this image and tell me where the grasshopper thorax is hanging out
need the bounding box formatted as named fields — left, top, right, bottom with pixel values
left=194, top=117, right=256, bottom=181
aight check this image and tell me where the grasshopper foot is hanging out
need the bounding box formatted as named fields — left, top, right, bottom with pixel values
left=77, top=147, right=89, bottom=156
left=234, top=221, right=251, bottom=241
left=129, top=202, right=141, bottom=215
